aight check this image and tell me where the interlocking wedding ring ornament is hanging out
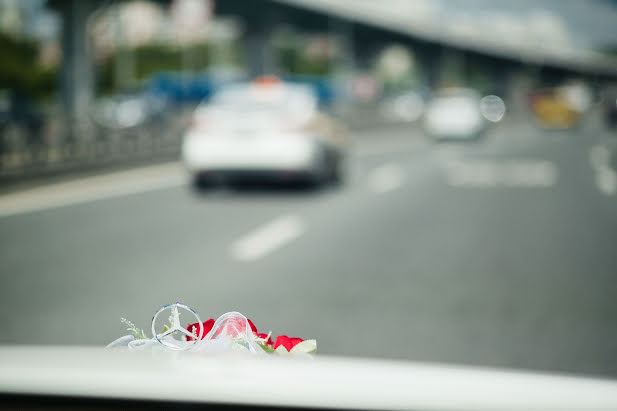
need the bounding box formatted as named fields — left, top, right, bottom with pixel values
left=151, top=302, right=203, bottom=351
left=205, top=311, right=263, bottom=354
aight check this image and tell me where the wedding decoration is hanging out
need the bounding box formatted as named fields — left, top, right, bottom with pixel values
left=107, top=302, right=317, bottom=356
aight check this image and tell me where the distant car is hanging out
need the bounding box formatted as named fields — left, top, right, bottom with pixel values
left=182, top=77, right=348, bottom=187
left=529, top=88, right=580, bottom=129
left=423, top=88, right=486, bottom=140
left=90, top=91, right=170, bottom=135
left=380, top=90, right=426, bottom=123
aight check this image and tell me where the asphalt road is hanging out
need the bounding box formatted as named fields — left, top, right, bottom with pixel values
left=1, top=112, right=617, bottom=378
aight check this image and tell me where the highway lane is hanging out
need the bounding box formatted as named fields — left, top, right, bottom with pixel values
left=1, top=115, right=617, bottom=378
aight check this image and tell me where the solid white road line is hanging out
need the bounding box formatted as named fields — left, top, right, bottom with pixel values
left=367, top=163, right=405, bottom=193
left=230, top=214, right=306, bottom=262
left=589, top=145, right=617, bottom=196
left=0, top=162, right=185, bottom=218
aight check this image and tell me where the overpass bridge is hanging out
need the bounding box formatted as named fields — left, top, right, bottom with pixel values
left=52, top=0, right=617, bottom=136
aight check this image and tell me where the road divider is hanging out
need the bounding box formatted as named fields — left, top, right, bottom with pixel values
left=230, top=214, right=306, bottom=262
left=0, top=162, right=185, bottom=218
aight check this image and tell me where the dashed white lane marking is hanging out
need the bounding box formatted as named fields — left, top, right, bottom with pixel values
left=367, top=163, right=405, bottom=193
left=230, top=214, right=306, bottom=262
left=355, top=139, right=425, bottom=157
left=589, top=145, right=617, bottom=195
left=444, top=160, right=558, bottom=188
left=0, top=162, right=185, bottom=218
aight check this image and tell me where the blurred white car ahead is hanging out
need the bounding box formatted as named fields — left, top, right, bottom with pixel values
left=182, top=77, right=348, bottom=187
left=424, top=88, right=486, bottom=140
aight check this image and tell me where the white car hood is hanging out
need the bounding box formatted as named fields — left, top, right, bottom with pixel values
left=1, top=346, right=616, bottom=410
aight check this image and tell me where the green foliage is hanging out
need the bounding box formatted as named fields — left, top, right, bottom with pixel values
left=275, top=45, right=298, bottom=75
left=0, top=32, right=57, bottom=99
left=295, top=54, right=330, bottom=76
left=96, top=59, right=114, bottom=95
left=134, top=43, right=210, bottom=79
left=97, top=42, right=217, bottom=93
left=120, top=317, right=147, bottom=340
left=257, top=342, right=275, bottom=353
left=275, top=44, right=332, bottom=76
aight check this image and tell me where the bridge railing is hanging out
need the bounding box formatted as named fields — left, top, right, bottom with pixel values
left=0, top=106, right=193, bottom=185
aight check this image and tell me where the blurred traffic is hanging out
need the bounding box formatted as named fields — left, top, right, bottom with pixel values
left=182, top=76, right=348, bottom=187
left=423, top=88, right=487, bottom=141
left=0, top=0, right=615, bottom=184
left=2, top=0, right=617, bottom=387
left=528, top=82, right=592, bottom=129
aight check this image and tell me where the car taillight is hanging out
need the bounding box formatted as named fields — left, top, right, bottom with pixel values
left=253, top=75, right=281, bottom=86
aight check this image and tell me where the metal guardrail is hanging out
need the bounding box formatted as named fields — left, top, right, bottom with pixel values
left=0, top=107, right=192, bottom=185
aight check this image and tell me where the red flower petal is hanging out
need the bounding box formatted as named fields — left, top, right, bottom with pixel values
left=186, top=317, right=258, bottom=341
left=273, top=335, right=304, bottom=351
left=247, top=318, right=258, bottom=333
left=185, top=319, right=215, bottom=341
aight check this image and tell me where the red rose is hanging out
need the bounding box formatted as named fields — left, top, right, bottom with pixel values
left=186, top=318, right=258, bottom=341
left=185, top=319, right=215, bottom=341
left=273, top=335, right=304, bottom=351
left=221, top=317, right=258, bottom=337
left=256, top=332, right=273, bottom=346
left=247, top=319, right=258, bottom=334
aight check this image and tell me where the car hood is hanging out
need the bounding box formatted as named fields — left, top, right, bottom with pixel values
left=1, top=346, right=616, bottom=410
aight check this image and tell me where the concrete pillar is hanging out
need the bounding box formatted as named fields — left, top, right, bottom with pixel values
left=331, top=19, right=354, bottom=72
left=330, top=18, right=354, bottom=107
left=421, top=46, right=442, bottom=89
left=244, top=19, right=275, bottom=78
left=59, top=0, right=96, bottom=140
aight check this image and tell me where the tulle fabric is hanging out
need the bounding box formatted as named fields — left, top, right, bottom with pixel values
left=107, top=311, right=265, bottom=354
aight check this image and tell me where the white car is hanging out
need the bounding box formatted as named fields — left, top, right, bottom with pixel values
left=424, top=88, right=486, bottom=140
left=182, top=78, right=348, bottom=187
left=2, top=346, right=617, bottom=410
